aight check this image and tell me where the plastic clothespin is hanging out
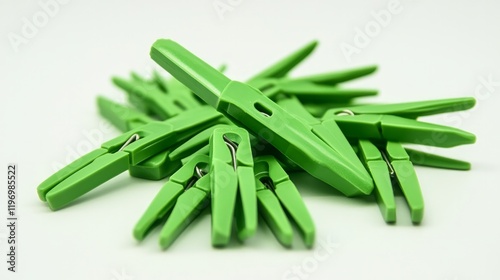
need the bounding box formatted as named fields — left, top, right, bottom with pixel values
left=307, top=96, right=477, bottom=119
left=324, top=97, right=476, bottom=119
left=134, top=154, right=211, bottom=249
left=358, top=140, right=424, bottom=223
left=112, top=72, right=200, bottom=119
left=280, top=96, right=474, bottom=170
left=319, top=97, right=476, bottom=170
left=150, top=39, right=374, bottom=197
left=320, top=97, right=476, bottom=223
left=254, top=155, right=315, bottom=248
left=321, top=97, right=477, bottom=148
left=37, top=106, right=223, bottom=210
left=246, top=41, right=378, bottom=103
left=209, top=126, right=257, bottom=246
left=97, top=96, right=230, bottom=180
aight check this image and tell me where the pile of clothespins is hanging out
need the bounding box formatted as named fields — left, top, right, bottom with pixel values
left=37, top=40, right=476, bottom=249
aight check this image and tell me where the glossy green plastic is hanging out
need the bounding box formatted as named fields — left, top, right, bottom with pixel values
left=254, top=156, right=315, bottom=248
left=151, top=70, right=202, bottom=108
left=150, top=39, right=374, bottom=197
left=320, top=97, right=476, bottom=168
left=325, top=114, right=475, bottom=148
left=97, top=96, right=154, bottom=131
left=246, top=41, right=378, bottom=102
left=97, top=96, right=231, bottom=179
left=275, top=95, right=368, bottom=178
left=132, top=124, right=230, bottom=179
left=358, top=140, right=424, bottom=223
left=209, top=126, right=256, bottom=246
left=113, top=74, right=200, bottom=119
left=322, top=97, right=477, bottom=148
left=37, top=106, right=223, bottom=210
left=247, top=41, right=318, bottom=83
left=405, top=148, right=471, bottom=170
left=324, top=97, right=476, bottom=119
left=133, top=154, right=210, bottom=249
left=303, top=102, right=351, bottom=118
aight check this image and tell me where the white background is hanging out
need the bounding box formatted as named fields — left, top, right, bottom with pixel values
left=1, top=0, right=500, bottom=279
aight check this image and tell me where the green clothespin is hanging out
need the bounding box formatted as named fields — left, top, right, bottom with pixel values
left=37, top=106, right=223, bottom=210
left=113, top=75, right=197, bottom=119
left=321, top=98, right=476, bottom=148
left=279, top=96, right=475, bottom=170
left=320, top=97, right=477, bottom=223
left=209, top=126, right=257, bottom=246
left=246, top=41, right=378, bottom=103
left=150, top=39, right=374, bottom=197
left=324, top=97, right=476, bottom=119
left=134, top=154, right=211, bottom=249
left=97, top=96, right=230, bottom=179
left=254, top=156, right=315, bottom=248
left=305, top=95, right=476, bottom=119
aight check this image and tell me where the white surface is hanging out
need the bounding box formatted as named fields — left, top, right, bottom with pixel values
left=1, top=0, right=499, bottom=279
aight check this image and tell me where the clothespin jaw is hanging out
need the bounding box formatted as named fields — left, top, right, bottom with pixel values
left=37, top=106, right=223, bottom=210
left=357, top=140, right=424, bottom=223
left=37, top=147, right=129, bottom=210
left=36, top=126, right=159, bottom=210
left=386, top=142, right=424, bottom=223
left=209, top=126, right=257, bottom=246
left=133, top=154, right=211, bottom=249
left=254, top=156, right=315, bottom=248
left=150, top=39, right=374, bottom=197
